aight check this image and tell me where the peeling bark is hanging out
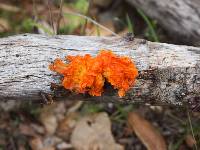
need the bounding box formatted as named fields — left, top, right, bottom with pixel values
left=0, top=34, right=199, bottom=109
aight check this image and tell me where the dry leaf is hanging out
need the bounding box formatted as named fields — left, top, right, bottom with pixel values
left=18, top=145, right=26, bottom=150
left=39, top=103, right=69, bottom=135
left=43, top=136, right=62, bottom=148
left=128, top=112, right=167, bottom=150
left=118, top=28, right=129, bottom=36
left=30, top=123, right=45, bottom=135
left=0, top=3, right=20, bottom=12
left=0, top=100, right=20, bottom=111
left=57, top=112, right=78, bottom=140
left=29, top=137, right=44, bottom=150
left=0, top=18, right=10, bottom=32
left=71, top=112, right=124, bottom=150
left=185, top=134, right=196, bottom=148
left=56, top=142, right=73, bottom=150
left=92, top=0, right=113, bottom=8
left=0, top=138, right=6, bottom=145
left=86, top=21, right=115, bottom=36
left=28, top=136, right=59, bottom=150
left=67, top=101, right=83, bottom=113
left=39, top=106, right=58, bottom=135
left=52, top=102, right=67, bottom=121
left=19, top=123, right=37, bottom=137
left=29, top=136, right=60, bottom=150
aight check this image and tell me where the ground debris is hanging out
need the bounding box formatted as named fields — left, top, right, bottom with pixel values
left=71, top=112, right=124, bottom=150
left=128, top=111, right=167, bottom=150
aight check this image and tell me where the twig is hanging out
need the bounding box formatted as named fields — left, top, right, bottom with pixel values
left=62, top=11, right=119, bottom=37
left=187, top=109, right=198, bottom=150
left=32, top=0, right=38, bottom=20
left=56, top=0, right=64, bottom=34
left=47, top=0, right=55, bottom=34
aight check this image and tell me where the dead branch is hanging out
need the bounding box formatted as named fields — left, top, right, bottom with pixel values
left=0, top=34, right=199, bottom=109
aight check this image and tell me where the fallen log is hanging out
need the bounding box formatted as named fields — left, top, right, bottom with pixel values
left=125, top=0, right=200, bottom=45
left=0, top=34, right=199, bottom=109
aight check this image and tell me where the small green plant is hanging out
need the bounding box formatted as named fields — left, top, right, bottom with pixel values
left=21, top=19, right=34, bottom=33
left=71, top=0, right=89, bottom=14
left=111, top=104, right=135, bottom=123
left=22, top=18, right=54, bottom=35
left=80, top=19, right=87, bottom=35
left=137, top=8, right=159, bottom=42
left=168, top=134, right=185, bottom=150
left=58, top=0, right=89, bottom=34
left=126, top=14, right=134, bottom=33
left=169, top=110, right=200, bottom=150
left=80, top=102, right=103, bottom=114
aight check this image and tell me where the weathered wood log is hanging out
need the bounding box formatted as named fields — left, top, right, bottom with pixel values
left=0, top=34, right=200, bottom=109
left=126, top=0, right=200, bottom=45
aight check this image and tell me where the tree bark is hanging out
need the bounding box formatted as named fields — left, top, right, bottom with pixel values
left=0, top=34, right=200, bottom=109
left=126, top=0, right=200, bottom=45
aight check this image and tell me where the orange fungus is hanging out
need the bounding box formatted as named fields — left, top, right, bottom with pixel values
left=49, top=50, right=138, bottom=97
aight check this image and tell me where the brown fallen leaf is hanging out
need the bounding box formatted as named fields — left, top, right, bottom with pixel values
left=18, top=145, right=26, bottom=150
left=92, top=0, right=113, bottom=8
left=29, top=137, right=55, bottom=150
left=30, top=123, right=45, bottom=135
left=0, top=138, right=6, bottom=146
left=67, top=101, right=83, bottom=113
left=57, top=112, right=78, bottom=140
left=128, top=112, right=167, bottom=150
left=0, top=18, right=10, bottom=32
left=71, top=112, right=124, bottom=150
left=0, top=3, right=20, bottom=12
left=56, top=142, right=73, bottom=150
left=86, top=21, right=115, bottom=36
left=29, top=136, right=59, bottom=150
left=39, top=107, right=58, bottom=135
left=29, top=137, right=43, bottom=150
left=39, top=103, right=67, bottom=135
left=185, top=134, right=196, bottom=148
left=118, top=28, right=129, bottom=36
left=19, top=123, right=37, bottom=137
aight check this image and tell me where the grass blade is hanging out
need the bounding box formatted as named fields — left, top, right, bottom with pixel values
left=137, top=8, right=159, bottom=42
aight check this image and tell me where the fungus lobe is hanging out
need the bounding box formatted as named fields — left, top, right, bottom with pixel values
left=49, top=50, right=138, bottom=97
